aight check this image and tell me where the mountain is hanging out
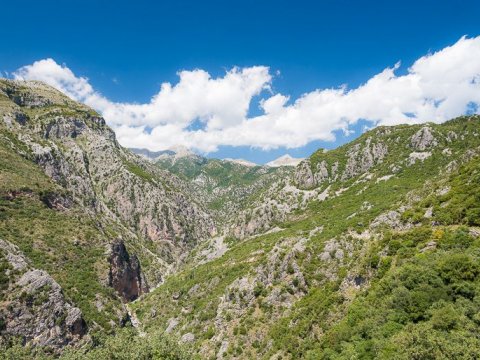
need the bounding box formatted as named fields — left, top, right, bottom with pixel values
left=154, top=152, right=290, bottom=231
left=266, top=154, right=304, bottom=167
left=129, top=147, right=175, bottom=160
left=223, top=158, right=258, bottom=167
left=0, top=79, right=215, bottom=354
left=2, top=79, right=480, bottom=359
left=130, top=145, right=194, bottom=162
left=132, top=115, right=480, bottom=359
left=166, top=145, right=195, bottom=158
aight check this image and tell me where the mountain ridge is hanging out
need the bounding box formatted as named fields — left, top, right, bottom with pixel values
left=266, top=154, right=304, bottom=167
left=1, top=79, right=480, bottom=359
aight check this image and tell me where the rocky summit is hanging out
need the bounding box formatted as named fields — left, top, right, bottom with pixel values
left=2, top=79, right=480, bottom=359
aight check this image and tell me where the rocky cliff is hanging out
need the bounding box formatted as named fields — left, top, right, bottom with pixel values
left=109, top=240, right=149, bottom=302
left=0, top=239, right=87, bottom=353
left=0, top=79, right=216, bottom=352
left=0, top=79, right=216, bottom=279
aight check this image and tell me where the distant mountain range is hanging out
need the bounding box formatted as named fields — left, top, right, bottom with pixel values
left=265, top=154, right=304, bottom=167
left=130, top=146, right=304, bottom=167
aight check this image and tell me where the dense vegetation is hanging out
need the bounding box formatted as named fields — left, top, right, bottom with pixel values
left=155, top=155, right=287, bottom=218
left=131, top=116, right=480, bottom=359
left=1, top=328, right=193, bottom=360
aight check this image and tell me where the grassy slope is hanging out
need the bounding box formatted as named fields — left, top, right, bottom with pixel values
left=131, top=116, right=480, bottom=359
left=0, top=129, right=123, bottom=330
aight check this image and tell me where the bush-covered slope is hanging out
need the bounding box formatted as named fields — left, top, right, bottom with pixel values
left=154, top=155, right=289, bottom=226
left=2, top=78, right=480, bottom=359
left=131, top=115, right=480, bottom=359
left=0, top=79, right=214, bottom=356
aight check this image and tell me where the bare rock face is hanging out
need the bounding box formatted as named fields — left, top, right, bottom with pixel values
left=3, top=271, right=87, bottom=345
left=410, top=126, right=437, bottom=150
left=0, top=239, right=29, bottom=271
left=39, top=191, right=73, bottom=211
left=295, top=138, right=387, bottom=189
left=0, top=240, right=87, bottom=352
left=314, top=160, right=331, bottom=184
left=342, top=138, right=388, bottom=180
left=108, top=240, right=149, bottom=302
left=370, top=210, right=411, bottom=231
left=294, top=160, right=317, bottom=189
left=0, top=79, right=216, bottom=280
left=294, top=159, right=334, bottom=189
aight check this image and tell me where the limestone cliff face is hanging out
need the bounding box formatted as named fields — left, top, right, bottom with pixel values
left=0, top=79, right=216, bottom=281
left=0, top=240, right=87, bottom=352
left=108, top=240, right=149, bottom=302
left=410, top=126, right=437, bottom=150
left=294, top=137, right=388, bottom=190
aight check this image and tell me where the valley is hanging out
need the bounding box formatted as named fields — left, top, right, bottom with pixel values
left=1, top=79, right=480, bottom=359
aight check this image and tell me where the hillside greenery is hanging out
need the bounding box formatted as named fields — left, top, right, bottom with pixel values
left=130, top=116, right=480, bottom=359
left=0, top=129, right=124, bottom=330
left=1, top=78, right=480, bottom=360
left=155, top=156, right=288, bottom=221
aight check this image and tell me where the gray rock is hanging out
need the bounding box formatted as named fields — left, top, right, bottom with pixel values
left=408, top=151, right=432, bottom=165
left=410, top=127, right=437, bottom=150
left=294, top=160, right=317, bottom=189
left=165, top=317, right=179, bottom=333
left=424, top=207, right=433, bottom=218
left=335, top=249, right=344, bottom=259
left=1, top=270, right=87, bottom=351
left=420, top=241, right=437, bottom=253
left=371, top=210, right=408, bottom=230
left=109, top=240, right=149, bottom=302
left=342, top=139, right=388, bottom=180
left=0, top=239, right=29, bottom=271
left=181, top=332, right=195, bottom=343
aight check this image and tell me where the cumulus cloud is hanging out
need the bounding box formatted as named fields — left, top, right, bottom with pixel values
left=12, top=36, right=480, bottom=152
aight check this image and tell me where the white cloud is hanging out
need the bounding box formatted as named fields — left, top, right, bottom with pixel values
left=12, top=36, right=480, bottom=152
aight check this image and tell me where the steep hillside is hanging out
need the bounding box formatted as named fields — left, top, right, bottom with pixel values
left=154, top=152, right=289, bottom=226
left=2, top=79, right=480, bottom=359
left=0, top=79, right=215, bottom=353
left=131, top=115, right=480, bottom=359
left=228, top=117, right=480, bottom=239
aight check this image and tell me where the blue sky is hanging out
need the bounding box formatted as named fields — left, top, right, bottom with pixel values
left=3, top=0, right=480, bottom=163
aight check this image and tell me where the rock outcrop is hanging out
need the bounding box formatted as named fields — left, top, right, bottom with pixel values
left=341, top=138, right=388, bottom=180
left=108, top=240, right=149, bottom=302
left=410, top=126, right=437, bottom=150
left=294, top=160, right=317, bottom=189
left=0, top=240, right=87, bottom=352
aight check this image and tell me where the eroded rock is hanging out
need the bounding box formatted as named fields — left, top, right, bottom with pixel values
left=410, top=127, right=437, bottom=150
left=0, top=240, right=87, bottom=352
left=108, top=240, right=149, bottom=302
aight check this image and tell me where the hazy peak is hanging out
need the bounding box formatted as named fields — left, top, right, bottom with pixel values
left=266, top=154, right=304, bottom=167
left=223, top=158, right=258, bottom=167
